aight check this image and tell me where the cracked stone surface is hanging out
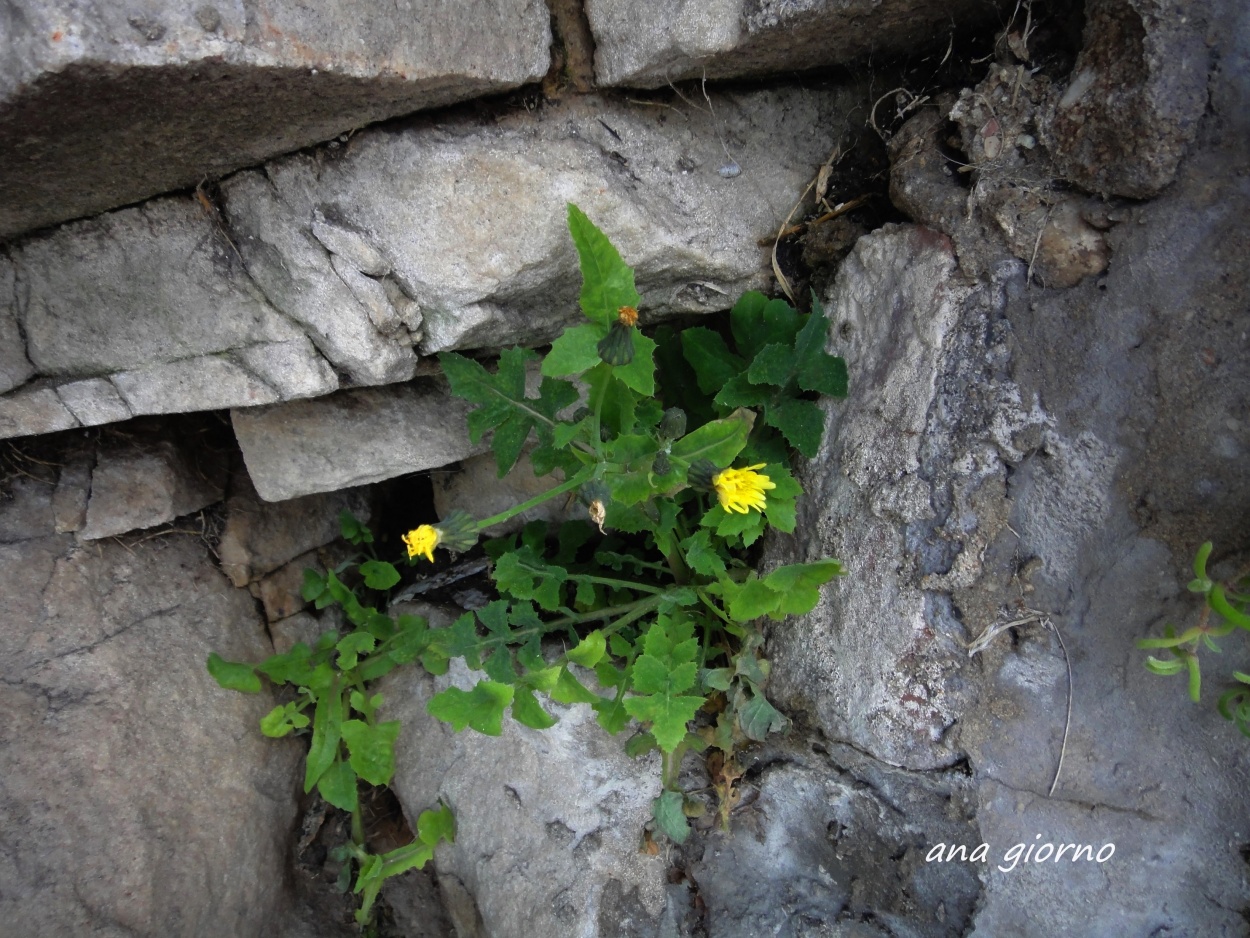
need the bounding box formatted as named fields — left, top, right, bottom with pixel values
left=0, top=462, right=303, bottom=935
left=0, top=0, right=552, bottom=239
left=586, top=0, right=1006, bottom=88
left=378, top=608, right=669, bottom=938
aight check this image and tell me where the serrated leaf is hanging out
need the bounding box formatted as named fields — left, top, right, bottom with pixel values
left=567, top=204, right=642, bottom=327
left=261, top=703, right=305, bottom=737
left=737, top=691, right=788, bottom=741
left=316, top=758, right=359, bottom=812
left=761, top=463, right=802, bottom=534
left=543, top=323, right=603, bottom=377
left=336, top=631, right=377, bottom=670
left=594, top=692, right=632, bottom=734
left=207, top=652, right=261, bottom=693
left=763, top=560, right=845, bottom=617
left=427, top=681, right=514, bottom=736
left=652, top=790, right=691, bottom=844
left=625, top=732, right=658, bottom=757
left=624, top=618, right=704, bottom=751
left=568, top=630, right=607, bottom=667
left=301, top=569, right=328, bottom=603
left=418, top=803, right=457, bottom=847
left=682, top=327, right=746, bottom=396
left=341, top=718, right=401, bottom=786
left=493, top=548, right=568, bottom=612
left=726, top=576, right=781, bottom=621
left=511, top=687, right=559, bottom=729
left=609, top=334, right=658, bottom=398
left=766, top=397, right=825, bottom=458
left=681, top=530, right=727, bottom=578
left=551, top=667, right=601, bottom=705
left=360, top=560, right=401, bottom=591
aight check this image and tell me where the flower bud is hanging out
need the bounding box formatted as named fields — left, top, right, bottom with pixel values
left=657, top=407, right=687, bottom=442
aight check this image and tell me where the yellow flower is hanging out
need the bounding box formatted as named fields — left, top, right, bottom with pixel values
left=402, top=524, right=440, bottom=562
left=712, top=464, right=775, bottom=514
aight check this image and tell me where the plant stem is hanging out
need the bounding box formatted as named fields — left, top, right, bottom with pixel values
left=475, top=467, right=594, bottom=530
left=574, top=574, right=665, bottom=594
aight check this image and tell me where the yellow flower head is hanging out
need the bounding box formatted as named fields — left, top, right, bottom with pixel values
left=712, top=464, right=775, bottom=514
left=402, top=524, right=441, bottom=562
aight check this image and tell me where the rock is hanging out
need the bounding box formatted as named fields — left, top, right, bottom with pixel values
left=217, top=474, right=369, bottom=587
left=432, top=450, right=578, bottom=537
left=686, top=744, right=982, bottom=937
left=79, top=428, right=229, bottom=540
left=0, top=0, right=552, bottom=239
left=252, top=552, right=317, bottom=622
left=768, top=224, right=1005, bottom=771
left=268, top=611, right=331, bottom=657
left=585, top=0, right=1005, bottom=88
left=54, top=378, right=133, bottom=428
left=1042, top=0, right=1211, bottom=198
left=51, top=454, right=91, bottom=534
left=222, top=84, right=871, bottom=356
left=0, top=259, right=34, bottom=394
left=16, top=197, right=307, bottom=376
left=230, top=381, right=489, bottom=503
left=0, top=386, right=78, bottom=439
left=377, top=619, right=669, bottom=938
left=0, top=474, right=58, bottom=544
left=0, top=504, right=303, bottom=933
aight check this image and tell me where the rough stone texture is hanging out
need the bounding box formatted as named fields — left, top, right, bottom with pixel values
left=379, top=611, right=669, bottom=938
left=79, top=431, right=229, bottom=541
left=0, top=477, right=303, bottom=934
left=222, top=83, right=870, bottom=357
left=54, top=377, right=132, bottom=427
left=0, top=385, right=78, bottom=438
left=0, top=0, right=552, bottom=239
left=684, top=743, right=982, bottom=937
left=252, top=551, right=317, bottom=622
left=0, top=258, right=34, bottom=393
left=770, top=2, right=1250, bottom=926
left=1042, top=0, right=1211, bottom=198
left=217, top=473, right=369, bottom=586
left=585, top=0, right=1005, bottom=88
left=231, top=381, right=489, bottom=503
left=51, top=453, right=91, bottom=533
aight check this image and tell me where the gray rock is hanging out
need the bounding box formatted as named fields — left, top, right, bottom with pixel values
left=0, top=511, right=303, bottom=934
left=0, top=0, right=552, bottom=239
left=111, top=355, right=283, bottom=414
left=586, top=0, right=1005, bottom=88
left=252, top=551, right=318, bottom=622
left=55, top=378, right=133, bottom=427
left=222, top=169, right=418, bottom=385
left=16, top=197, right=304, bottom=376
left=51, top=454, right=91, bottom=534
left=379, top=650, right=669, bottom=938
left=79, top=435, right=228, bottom=540
left=0, top=258, right=34, bottom=394
left=230, top=381, right=488, bottom=502
left=0, top=386, right=79, bottom=439
left=217, top=473, right=369, bottom=587
left=221, top=84, right=871, bottom=356
left=1042, top=0, right=1211, bottom=198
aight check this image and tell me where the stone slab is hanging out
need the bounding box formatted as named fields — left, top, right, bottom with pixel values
left=0, top=0, right=552, bottom=238
left=0, top=258, right=34, bottom=394
left=231, top=381, right=487, bottom=502
left=586, top=0, right=1005, bottom=88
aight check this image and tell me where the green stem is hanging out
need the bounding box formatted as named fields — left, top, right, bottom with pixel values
left=475, top=467, right=593, bottom=530
left=573, top=574, right=665, bottom=595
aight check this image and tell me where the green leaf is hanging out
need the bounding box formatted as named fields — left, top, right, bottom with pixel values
left=1210, top=583, right=1250, bottom=629
left=612, top=333, right=657, bottom=398
left=763, top=560, right=845, bottom=616
left=681, top=530, right=726, bottom=578
left=765, top=397, right=825, bottom=458
left=682, top=328, right=746, bottom=396
left=493, top=548, right=568, bottom=611
left=624, top=732, right=658, bottom=757
left=511, top=687, right=559, bottom=730
left=341, top=719, right=401, bottom=786
left=737, top=691, right=788, bottom=741
left=652, top=790, right=691, bottom=844
left=260, top=702, right=310, bottom=737
left=761, top=463, right=802, bottom=534
left=441, top=348, right=580, bottom=475
left=568, top=630, right=607, bottom=668
left=624, top=618, right=704, bottom=752
left=360, top=560, right=401, bottom=591
left=543, top=323, right=603, bottom=377
left=301, top=569, right=328, bottom=603
left=418, top=803, right=457, bottom=847
left=567, top=203, right=642, bottom=327
left=1187, top=654, right=1202, bottom=702
left=316, top=758, right=359, bottom=812
left=1193, top=541, right=1213, bottom=581
left=206, top=652, right=261, bottom=694
left=305, top=682, right=343, bottom=793
left=551, top=667, right=601, bottom=705
left=730, top=292, right=804, bottom=360
left=702, top=668, right=733, bottom=691
left=726, top=576, right=781, bottom=622
left=670, top=414, right=750, bottom=469
left=427, top=680, right=515, bottom=736
left=339, top=510, right=374, bottom=545
left=336, top=631, right=377, bottom=670
left=655, top=325, right=715, bottom=427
